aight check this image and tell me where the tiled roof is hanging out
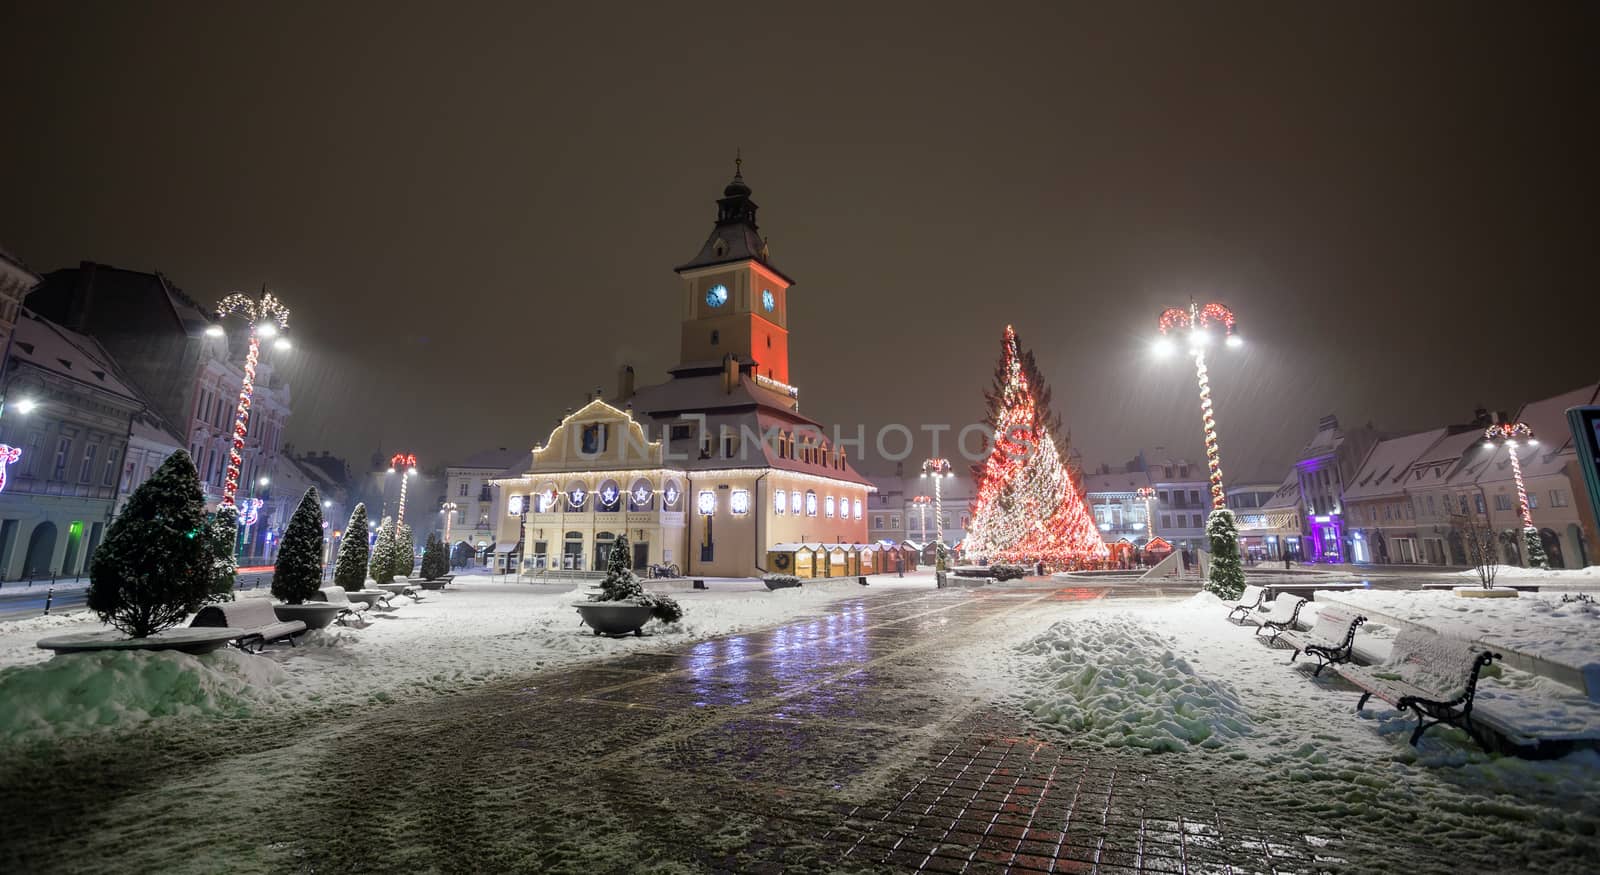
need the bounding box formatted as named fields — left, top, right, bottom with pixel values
left=453, top=447, right=529, bottom=471
left=1343, top=428, right=1448, bottom=501
left=9, top=311, right=142, bottom=403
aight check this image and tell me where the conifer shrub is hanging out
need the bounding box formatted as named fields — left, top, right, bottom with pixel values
left=334, top=503, right=370, bottom=591
left=271, top=487, right=325, bottom=605
left=87, top=451, right=212, bottom=637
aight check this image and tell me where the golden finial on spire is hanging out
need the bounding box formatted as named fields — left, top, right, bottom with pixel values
left=734, top=147, right=743, bottom=178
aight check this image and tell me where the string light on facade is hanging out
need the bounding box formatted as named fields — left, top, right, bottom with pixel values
left=1154, top=301, right=1240, bottom=510
left=214, top=290, right=291, bottom=508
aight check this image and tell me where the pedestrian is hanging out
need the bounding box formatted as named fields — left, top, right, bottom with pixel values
left=1283, top=553, right=1291, bottom=571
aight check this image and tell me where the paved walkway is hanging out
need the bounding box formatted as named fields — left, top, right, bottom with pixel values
left=3, top=582, right=1350, bottom=873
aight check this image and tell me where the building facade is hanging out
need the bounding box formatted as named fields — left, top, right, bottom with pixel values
left=492, top=167, right=873, bottom=577
left=444, top=447, right=528, bottom=564
left=0, top=312, right=155, bottom=579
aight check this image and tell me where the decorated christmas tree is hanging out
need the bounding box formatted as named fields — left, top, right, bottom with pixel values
left=369, top=516, right=397, bottom=585
left=966, top=326, right=1105, bottom=565
left=334, top=503, right=370, bottom=591
left=87, top=451, right=213, bottom=637
left=271, top=487, right=325, bottom=605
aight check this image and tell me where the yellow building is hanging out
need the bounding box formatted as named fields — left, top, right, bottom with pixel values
left=492, top=164, right=873, bottom=577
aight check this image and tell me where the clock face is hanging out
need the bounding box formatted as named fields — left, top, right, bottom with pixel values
left=762, top=289, right=774, bottom=312
left=706, top=284, right=729, bottom=307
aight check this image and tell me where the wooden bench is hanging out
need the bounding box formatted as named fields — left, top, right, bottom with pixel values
left=1247, top=595, right=1306, bottom=645
left=1278, top=605, right=1366, bottom=676
left=1226, top=584, right=1266, bottom=623
left=313, top=587, right=369, bottom=625
left=1337, top=627, right=1501, bottom=747
left=191, top=599, right=305, bottom=652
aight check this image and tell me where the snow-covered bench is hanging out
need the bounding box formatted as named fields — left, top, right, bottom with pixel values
left=1226, top=584, right=1266, bottom=623
left=1278, top=605, right=1366, bottom=676
left=1337, top=627, right=1501, bottom=747
left=190, top=599, right=305, bottom=653
left=313, top=587, right=369, bottom=625
left=1247, top=594, right=1306, bottom=645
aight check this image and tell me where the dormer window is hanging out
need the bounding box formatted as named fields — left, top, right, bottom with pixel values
left=713, top=239, right=728, bottom=257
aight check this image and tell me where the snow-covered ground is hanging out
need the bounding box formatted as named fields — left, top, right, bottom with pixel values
left=1316, top=587, right=1600, bottom=697
left=0, top=574, right=931, bottom=745
left=955, top=591, right=1600, bottom=872
left=1454, top=564, right=1600, bottom=585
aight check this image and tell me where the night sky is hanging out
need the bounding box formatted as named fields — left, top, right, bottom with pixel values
left=4, top=2, right=1596, bottom=482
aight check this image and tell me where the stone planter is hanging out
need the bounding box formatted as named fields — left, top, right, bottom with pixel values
left=574, top=602, right=654, bottom=637
left=764, top=577, right=802, bottom=591
left=272, top=602, right=346, bottom=629
left=342, top=590, right=387, bottom=608
left=1454, top=588, right=1520, bottom=599
left=36, top=627, right=240, bottom=655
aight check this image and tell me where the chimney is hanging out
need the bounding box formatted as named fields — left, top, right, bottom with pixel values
left=617, top=365, right=636, bottom=403
left=593, top=385, right=603, bottom=402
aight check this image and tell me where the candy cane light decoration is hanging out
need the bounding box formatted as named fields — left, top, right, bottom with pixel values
left=1154, top=301, right=1241, bottom=510
left=389, top=453, right=419, bottom=535
left=214, top=290, right=290, bottom=508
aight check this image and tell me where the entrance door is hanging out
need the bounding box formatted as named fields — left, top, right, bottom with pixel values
left=632, top=542, right=649, bottom=571
left=23, top=522, right=57, bottom=578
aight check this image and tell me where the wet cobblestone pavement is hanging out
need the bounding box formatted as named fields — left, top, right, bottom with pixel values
left=3, top=582, right=1371, bottom=873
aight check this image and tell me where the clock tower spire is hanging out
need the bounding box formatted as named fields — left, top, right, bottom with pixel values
left=674, top=160, right=795, bottom=385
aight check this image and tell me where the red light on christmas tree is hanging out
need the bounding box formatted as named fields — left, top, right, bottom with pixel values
left=966, top=326, right=1106, bottom=565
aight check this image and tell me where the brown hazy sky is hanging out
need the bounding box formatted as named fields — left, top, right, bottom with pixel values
left=3, top=1, right=1596, bottom=481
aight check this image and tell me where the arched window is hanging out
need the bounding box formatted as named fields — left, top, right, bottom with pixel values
left=535, top=483, right=558, bottom=513
left=597, top=479, right=621, bottom=512
left=628, top=478, right=653, bottom=511
left=564, top=479, right=588, bottom=512
left=662, top=479, right=682, bottom=510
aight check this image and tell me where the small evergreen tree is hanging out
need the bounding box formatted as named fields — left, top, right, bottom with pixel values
left=1523, top=527, right=1549, bottom=570
left=369, top=516, right=397, bottom=584
left=592, top=534, right=682, bottom=624
left=206, top=504, right=239, bottom=602
left=420, top=532, right=447, bottom=580
left=334, top=502, right=370, bottom=591
left=393, top=522, right=415, bottom=578
left=271, top=487, right=325, bottom=605
left=87, top=451, right=212, bottom=637
left=1205, top=508, right=1245, bottom=600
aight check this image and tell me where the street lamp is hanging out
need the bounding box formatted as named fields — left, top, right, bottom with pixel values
left=389, top=453, right=418, bottom=537
left=921, top=458, right=954, bottom=570
left=910, top=495, right=931, bottom=544
left=1483, top=421, right=1545, bottom=567
left=1135, top=486, right=1157, bottom=542
left=214, top=289, right=291, bottom=508
left=441, top=501, right=459, bottom=568
left=1154, top=301, right=1241, bottom=510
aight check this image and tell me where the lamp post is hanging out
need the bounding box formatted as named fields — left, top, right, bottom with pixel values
left=1483, top=421, right=1544, bottom=567
left=921, top=458, right=953, bottom=570
left=1153, top=301, right=1241, bottom=510
left=1135, top=486, right=1157, bottom=542
left=441, top=501, right=459, bottom=568
left=212, top=290, right=290, bottom=509
left=910, top=495, right=931, bottom=544
left=388, top=453, right=418, bottom=537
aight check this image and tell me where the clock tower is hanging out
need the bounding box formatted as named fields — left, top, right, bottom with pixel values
left=674, top=160, right=795, bottom=385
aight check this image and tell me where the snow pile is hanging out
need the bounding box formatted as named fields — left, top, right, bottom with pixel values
left=1453, top=564, right=1600, bottom=585
left=0, top=648, right=285, bottom=744
left=1013, top=613, right=1252, bottom=751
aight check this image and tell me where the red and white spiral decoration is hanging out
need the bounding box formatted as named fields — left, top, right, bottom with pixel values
left=215, top=292, right=290, bottom=509
left=1157, top=301, right=1238, bottom=510
left=1483, top=422, right=1537, bottom=530
left=391, top=452, right=418, bottom=533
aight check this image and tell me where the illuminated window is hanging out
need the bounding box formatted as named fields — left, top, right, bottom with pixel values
left=790, top=489, right=802, bottom=515
left=805, top=490, right=817, bottom=517
left=853, top=498, right=863, bottom=520
left=730, top=489, right=750, bottom=515
left=507, top=495, right=524, bottom=516
left=825, top=496, right=835, bottom=518
left=697, top=490, right=717, bottom=515
left=773, top=489, right=786, bottom=515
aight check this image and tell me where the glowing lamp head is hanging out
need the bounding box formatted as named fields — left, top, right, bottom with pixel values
left=387, top=467, right=396, bottom=474
left=1225, top=333, right=1243, bottom=348
left=1188, top=330, right=1211, bottom=351
left=1152, top=337, right=1175, bottom=357
left=323, top=500, right=332, bottom=508
left=1528, top=438, right=1539, bottom=447
left=257, top=476, right=270, bottom=487
left=255, top=323, right=278, bottom=338
left=205, top=324, right=225, bottom=338
left=12, top=398, right=38, bottom=415
left=273, top=337, right=291, bottom=351
left=1483, top=441, right=1496, bottom=449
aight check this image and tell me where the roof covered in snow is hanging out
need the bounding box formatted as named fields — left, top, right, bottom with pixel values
left=673, top=168, right=794, bottom=284
left=8, top=311, right=143, bottom=404
left=1083, top=470, right=1152, bottom=495
left=451, top=447, right=529, bottom=471
left=1343, top=428, right=1448, bottom=501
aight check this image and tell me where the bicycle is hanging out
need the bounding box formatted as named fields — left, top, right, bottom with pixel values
left=646, top=562, right=680, bottom=579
